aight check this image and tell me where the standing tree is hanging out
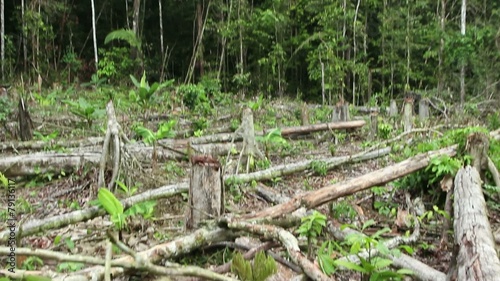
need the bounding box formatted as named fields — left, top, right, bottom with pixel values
left=459, top=0, right=467, bottom=111
left=91, top=0, right=98, bottom=74
left=0, top=0, right=4, bottom=80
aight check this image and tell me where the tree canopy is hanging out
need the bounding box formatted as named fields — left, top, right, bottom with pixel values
left=1, top=0, right=499, bottom=104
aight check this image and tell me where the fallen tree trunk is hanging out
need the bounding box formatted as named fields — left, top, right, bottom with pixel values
left=242, top=145, right=458, bottom=220
left=0, top=152, right=101, bottom=177
left=271, top=120, right=365, bottom=136
left=448, top=166, right=500, bottom=281
left=0, top=182, right=188, bottom=242
left=225, top=147, right=391, bottom=184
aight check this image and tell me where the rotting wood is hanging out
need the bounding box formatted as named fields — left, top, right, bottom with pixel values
left=449, top=166, right=500, bottom=281
left=186, top=154, right=224, bottom=229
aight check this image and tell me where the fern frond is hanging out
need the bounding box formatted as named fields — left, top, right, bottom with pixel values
left=104, top=29, right=142, bottom=50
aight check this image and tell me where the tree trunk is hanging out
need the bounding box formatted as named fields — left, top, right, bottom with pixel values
left=186, top=155, right=223, bottom=230
left=132, top=0, right=141, bottom=39
left=18, top=97, right=33, bottom=141
left=0, top=0, right=4, bottom=80
left=91, top=0, right=98, bottom=73
left=437, top=0, right=446, bottom=96
left=449, top=166, right=500, bottom=280
left=459, top=0, right=467, bottom=111
left=158, top=0, right=164, bottom=81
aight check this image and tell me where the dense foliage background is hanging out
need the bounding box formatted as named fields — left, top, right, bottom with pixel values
left=1, top=0, right=499, bottom=104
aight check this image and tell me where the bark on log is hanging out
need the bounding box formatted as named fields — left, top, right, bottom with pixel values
left=0, top=152, right=101, bottom=177
left=225, top=147, right=391, bottom=184
left=242, top=145, right=457, bottom=220
left=186, top=155, right=224, bottom=229
left=449, top=166, right=500, bottom=281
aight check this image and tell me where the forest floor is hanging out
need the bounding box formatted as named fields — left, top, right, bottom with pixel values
left=1, top=87, right=500, bottom=280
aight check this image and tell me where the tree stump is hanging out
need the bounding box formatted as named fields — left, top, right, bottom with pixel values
left=448, top=166, right=500, bottom=280
left=418, top=98, right=430, bottom=120
left=403, top=98, right=413, bottom=132
left=369, top=111, right=378, bottom=140
left=389, top=99, right=398, bottom=117
left=18, top=96, right=33, bottom=141
left=185, top=155, right=224, bottom=230
left=466, top=132, right=490, bottom=182
left=239, top=107, right=264, bottom=170
left=332, top=100, right=350, bottom=122
left=300, top=102, right=309, bottom=126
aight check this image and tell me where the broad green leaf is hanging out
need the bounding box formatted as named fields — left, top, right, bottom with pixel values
left=98, top=188, right=124, bottom=215
left=334, top=259, right=367, bottom=273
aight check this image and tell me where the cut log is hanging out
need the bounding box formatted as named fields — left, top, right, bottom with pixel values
left=0, top=152, right=101, bottom=177
left=242, top=145, right=457, bottom=220
left=186, top=155, right=224, bottom=229
left=449, top=166, right=500, bottom=280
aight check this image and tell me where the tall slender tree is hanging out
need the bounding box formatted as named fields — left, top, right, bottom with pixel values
left=459, top=0, right=467, bottom=111
left=91, top=0, right=98, bottom=74
left=1, top=0, right=4, bottom=80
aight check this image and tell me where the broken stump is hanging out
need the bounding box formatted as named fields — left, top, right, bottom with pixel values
left=185, top=155, right=224, bottom=230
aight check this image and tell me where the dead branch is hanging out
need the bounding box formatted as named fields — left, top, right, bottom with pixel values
left=487, top=157, right=500, bottom=188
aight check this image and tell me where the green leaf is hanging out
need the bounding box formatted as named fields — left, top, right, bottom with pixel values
left=98, top=188, right=124, bottom=216
left=231, top=251, right=253, bottom=281
left=105, top=29, right=141, bottom=50
left=334, top=259, right=367, bottom=273
left=130, top=74, right=141, bottom=89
